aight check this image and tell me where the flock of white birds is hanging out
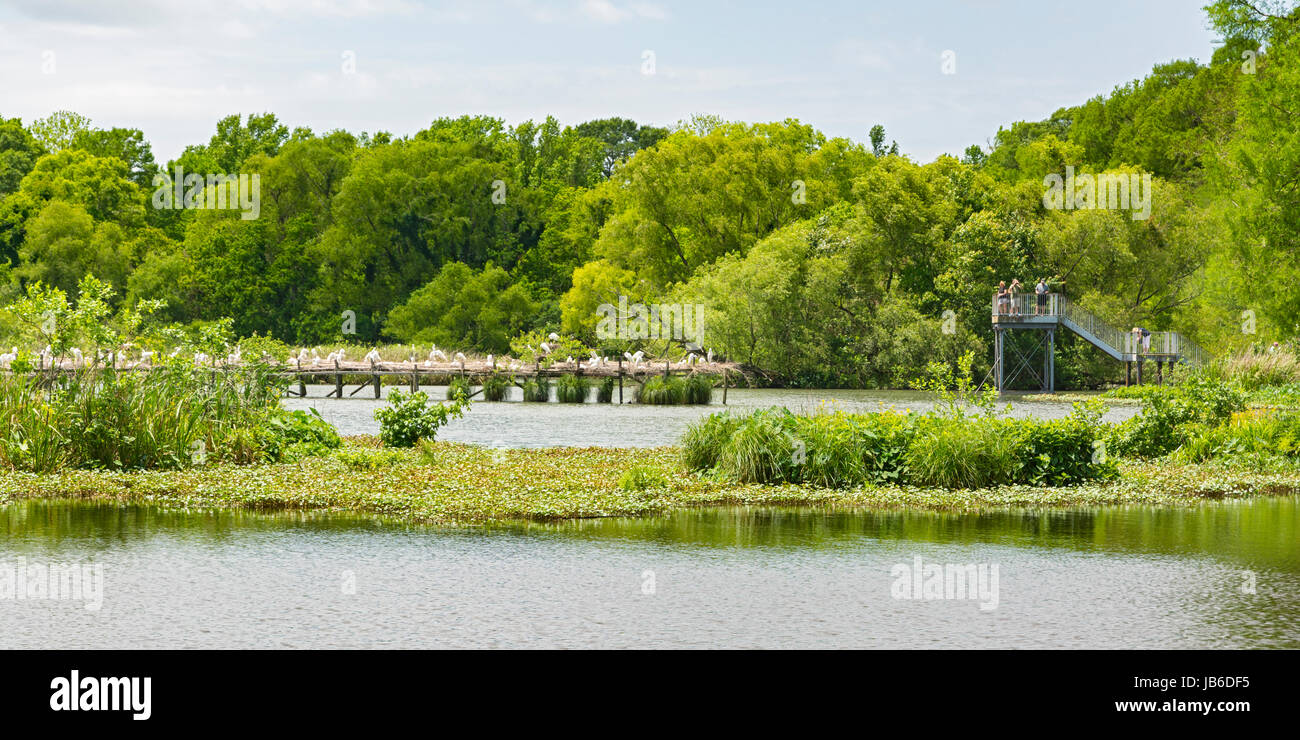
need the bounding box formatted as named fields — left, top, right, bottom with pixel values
left=0, top=331, right=718, bottom=372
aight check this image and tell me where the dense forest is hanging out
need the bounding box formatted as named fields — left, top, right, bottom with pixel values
left=0, top=1, right=1296, bottom=388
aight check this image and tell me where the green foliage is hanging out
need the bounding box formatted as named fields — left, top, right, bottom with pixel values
left=681, top=402, right=1113, bottom=490
left=683, top=375, right=713, bottom=404
left=481, top=373, right=510, bottom=401
left=617, top=465, right=670, bottom=492
left=521, top=377, right=550, bottom=402
left=1107, top=376, right=1248, bottom=458
left=636, top=376, right=685, bottom=404
left=335, top=447, right=406, bottom=471
left=373, top=389, right=468, bottom=448
left=555, top=374, right=590, bottom=403
left=0, top=364, right=322, bottom=472
left=595, top=376, right=615, bottom=403
left=384, top=262, right=539, bottom=353
left=447, top=376, right=472, bottom=402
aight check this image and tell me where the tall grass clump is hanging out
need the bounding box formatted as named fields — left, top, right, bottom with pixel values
left=1204, top=346, right=1300, bottom=389
left=636, top=376, right=686, bottom=404
left=481, top=374, right=510, bottom=402
left=522, top=377, right=550, bottom=402
left=0, top=363, right=338, bottom=472
left=447, top=376, right=473, bottom=402
left=680, top=401, right=1112, bottom=490
left=556, top=374, right=590, bottom=403
left=596, top=376, right=615, bottom=403
left=683, top=375, right=713, bottom=404
left=680, top=411, right=743, bottom=470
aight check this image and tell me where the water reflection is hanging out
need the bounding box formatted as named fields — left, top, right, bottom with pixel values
left=2, top=497, right=1294, bottom=648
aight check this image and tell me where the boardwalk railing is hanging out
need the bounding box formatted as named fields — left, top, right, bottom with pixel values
left=991, top=292, right=1206, bottom=365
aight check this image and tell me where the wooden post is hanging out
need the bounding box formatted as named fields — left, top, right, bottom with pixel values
left=372, top=371, right=381, bottom=399
left=1137, top=358, right=1144, bottom=386
left=664, top=359, right=670, bottom=379
left=410, top=359, right=418, bottom=392
left=334, top=359, right=343, bottom=399
left=1126, top=361, right=1131, bottom=387
left=617, top=357, right=624, bottom=404
left=1157, top=360, right=1164, bottom=386
left=722, top=368, right=728, bottom=405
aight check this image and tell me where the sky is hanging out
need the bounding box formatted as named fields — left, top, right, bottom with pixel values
left=0, top=0, right=1222, bottom=163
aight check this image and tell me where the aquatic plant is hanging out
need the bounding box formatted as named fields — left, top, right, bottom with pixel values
left=522, top=377, right=550, bottom=402
left=596, top=376, right=615, bottom=403
left=556, top=374, right=590, bottom=403
left=481, top=374, right=510, bottom=402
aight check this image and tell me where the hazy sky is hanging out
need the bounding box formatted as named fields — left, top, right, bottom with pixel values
left=0, top=0, right=1221, bottom=163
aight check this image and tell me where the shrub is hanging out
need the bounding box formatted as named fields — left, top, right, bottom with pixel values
left=481, top=374, right=510, bottom=402
left=1107, top=376, right=1247, bottom=458
left=256, top=408, right=342, bottom=462
left=374, top=389, right=468, bottom=447
left=1009, top=405, right=1114, bottom=486
left=522, top=377, right=550, bottom=402
left=556, top=374, right=590, bottom=403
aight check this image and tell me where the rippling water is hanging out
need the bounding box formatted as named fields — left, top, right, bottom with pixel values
left=2, top=498, right=1294, bottom=649
left=283, top=386, right=1139, bottom=446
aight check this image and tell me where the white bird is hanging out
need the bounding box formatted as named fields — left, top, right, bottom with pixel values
left=226, top=347, right=242, bottom=366
left=509, top=360, right=522, bottom=372
left=139, top=350, right=153, bottom=367
left=566, top=356, right=574, bottom=365
left=364, top=348, right=382, bottom=364
left=72, top=347, right=83, bottom=366
left=169, top=347, right=181, bottom=358
left=486, top=354, right=494, bottom=368
left=194, top=352, right=208, bottom=365
left=454, top=352, right=466, bottom=369
left=706, top=349, right=714, bottom=364
left=539, top=342, right=551, bottom=354
left=548, top=332, right=560, bottom=341
left=0, top=347, right=15, bottom=369
left=296, top=348, right=309, bottom=363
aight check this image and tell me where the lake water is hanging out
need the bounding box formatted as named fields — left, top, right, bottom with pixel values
left=283, top=386, right=1140, bottom=446
left=2, top=497, right=1295, bottom=649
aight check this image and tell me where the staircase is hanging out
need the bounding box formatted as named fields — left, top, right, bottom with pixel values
left=990, top=292, right=1206, bottom=390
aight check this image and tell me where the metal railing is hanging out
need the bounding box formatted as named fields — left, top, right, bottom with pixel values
left=991, top=292, right=1207, bottom=365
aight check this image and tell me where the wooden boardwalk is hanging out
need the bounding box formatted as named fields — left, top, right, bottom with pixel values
left=18, top=356, right=741, bottom=403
